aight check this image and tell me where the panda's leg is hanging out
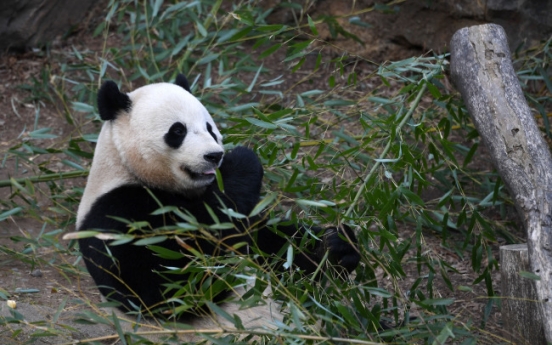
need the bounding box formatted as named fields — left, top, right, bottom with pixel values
left=251, top=221, right=360, bottom=274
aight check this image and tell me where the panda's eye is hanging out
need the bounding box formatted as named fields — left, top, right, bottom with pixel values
left=172, top=126, right=185, bottom=136
left=164, top=122, right=187, bottom=149
left=206, top=122, right=218, bottom=142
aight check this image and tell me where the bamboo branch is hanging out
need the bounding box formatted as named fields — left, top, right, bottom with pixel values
left=0, top=171, right=88, bottom=188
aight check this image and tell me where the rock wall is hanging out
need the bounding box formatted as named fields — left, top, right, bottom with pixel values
left=0, top=0, right=96, bottom=51
left=1, top=0, right=550, bottom=56
left=304, top=0, right=552, bottom=61
left=406, top=0, right=552, bottom=51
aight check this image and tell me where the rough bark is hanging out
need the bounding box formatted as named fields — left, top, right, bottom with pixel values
left=500, top=244, right=547, bottom=344
left=450, top=23, right=552, bottom=343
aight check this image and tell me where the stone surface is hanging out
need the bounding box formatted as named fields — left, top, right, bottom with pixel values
left=2, top=0, right=550, bottom=55
left=0, top=0, right=96, bottom=50
left=288, top=0, right=552, bottom=61
left=390, top=0, right=552, bottom=53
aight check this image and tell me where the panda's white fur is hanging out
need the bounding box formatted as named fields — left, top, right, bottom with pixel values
left=76, top=75, right=360, bottom=342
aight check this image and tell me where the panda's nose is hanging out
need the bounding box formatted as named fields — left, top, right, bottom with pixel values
left=204, top=151, right=223, bottom=165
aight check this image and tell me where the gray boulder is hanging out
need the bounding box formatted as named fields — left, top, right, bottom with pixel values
left=0, top=0, right=96, bottom=51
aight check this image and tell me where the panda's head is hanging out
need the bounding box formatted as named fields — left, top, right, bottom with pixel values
left=97, top=75, right=224, bottom=193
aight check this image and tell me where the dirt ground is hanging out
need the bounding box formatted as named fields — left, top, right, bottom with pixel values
left=0, top=2, right=522, bottom=344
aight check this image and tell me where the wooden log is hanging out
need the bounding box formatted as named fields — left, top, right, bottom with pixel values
left=450, top=24, right=552, bottom=343
left=501, top=244, right=546, bottom=344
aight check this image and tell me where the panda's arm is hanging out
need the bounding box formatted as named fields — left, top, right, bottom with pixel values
left=252, top=221, right=360, bottom=274
left=213, top=147, right=359, bottom=274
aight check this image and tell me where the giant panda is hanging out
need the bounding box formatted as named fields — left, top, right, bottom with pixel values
left=76, top=74, right=360, bottom=340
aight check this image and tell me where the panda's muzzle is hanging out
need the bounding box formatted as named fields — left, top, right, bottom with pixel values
left=183, top=151, right=223, bottom=181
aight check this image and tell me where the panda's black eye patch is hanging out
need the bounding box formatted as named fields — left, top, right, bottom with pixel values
left=206, top=122, right=218, bottom=142
left=164, top=122, right=187, bottom=149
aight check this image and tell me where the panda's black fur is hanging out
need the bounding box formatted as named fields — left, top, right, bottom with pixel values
left=78, top=75, right=360, bottom=319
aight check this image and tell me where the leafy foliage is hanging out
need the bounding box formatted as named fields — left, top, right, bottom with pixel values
left=1, top=0, right=550, bottom=344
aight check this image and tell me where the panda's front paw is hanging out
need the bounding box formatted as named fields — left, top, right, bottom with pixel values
left=323, top=225, right=360, bottom=273
left=219, top=147, right=263, bottom=180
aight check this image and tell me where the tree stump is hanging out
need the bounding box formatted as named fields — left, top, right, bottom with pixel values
left=501, top=244, right=546, bottom=344
left=450, top=23, right=552, bottom=343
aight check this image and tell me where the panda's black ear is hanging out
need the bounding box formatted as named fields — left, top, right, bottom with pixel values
left=175, top=74, right=191, bottom=93
left=97, top=81, right=131, bottom=121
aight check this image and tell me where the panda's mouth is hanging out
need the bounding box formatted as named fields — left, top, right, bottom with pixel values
left=183, top=167, right=216, bottom=181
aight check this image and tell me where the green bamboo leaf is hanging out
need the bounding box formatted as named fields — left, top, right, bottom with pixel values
left=334, top=301, right=357, bottom=325
left=307, top=15, right=318, bottom=35
left=133, top=236, right=168, bottom=246
left=245, top=117, right=277, bottom=129
left=426, top=80, right=442, bottom=99
left=74, top=310, right=111, bottom=325
left=72, top=102, right=95, bottom=113
left=215, top=168, right=224, bottom=193
left=214, top=29, right=236, bottom=45
left=399, top=186, right=425, bottom=206
left=420, top=298, right=455, bottom=306
left=150, top=206, right=178, bottom=215
left=171, top=34, right=192, bottom=56
left=206, top=301, right=234, bottom=324
left=365, top=287, right=392, bottom=298
left=28, top=128, right=57, bottom=139
left=368, top=96, right=395, bottom=105
left=110, top=235, right=135, bottom=246
left=197, top=53, right=219, bottom=65
left=249, top=193, right=277, bottom=217
left=246, top=63, right=263, bottom=92
left=62, top=231, right=100, bottom=240
left=0, top=207, right=23, bottom=221
left=300, top=89, right=324, bottom=97
left=228, top=103, right=259, bottom=113
left=349, top=16, right=371, bottom=28
left=283, top=244, right=293, bottom=269
left=462, top=142, right=479, bottom=167
left=112, top=310, right=127, bottom=345
left=432, top=322, right=455, bottom=345
left=208, top=222, right=234, bottom=230
left=14, top=288, right=40, bottom=293
left=233, top=9, right=254, bottom=26
left=196, top=21, right=207, bottom=37
left=82, top=134, right=98, bottom=142
left=61, top=159, right=85, bottom=171
left=519, top=270, right=541, bottom=280
left=152, top=0, right=164, bottom=17
left=148, top=245, right=184, bottom=260
left=296, top=199, right=335, bottom=207
left=229, top=27, right=252, bottom=41
left=162, top=2, right=189, bottom=17
left=52, top=297, right=67, bottom=323
left=259, top=43, right=282, bottom=59
left=220, top=208, right=247, bottom=219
